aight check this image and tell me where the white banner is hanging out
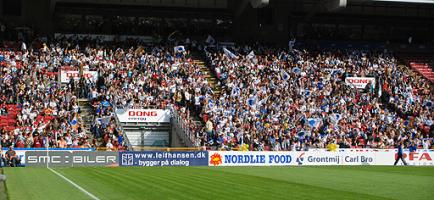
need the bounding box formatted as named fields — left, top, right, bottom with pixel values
left=208, top=151, right=294, bottom=166
left=60, top=70, right=98, bottom=83
left=345, top=77, right=376, bottom=89
left=54, top=33, right=154, bottom=43
left=293, top=151, right=381, bottom=166
left=115, top=109, right=171, bottom=123
left=208, top=150, right=434, bottom=166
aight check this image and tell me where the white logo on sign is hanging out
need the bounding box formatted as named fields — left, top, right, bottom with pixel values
left=122, top=154, right=133, bottom=165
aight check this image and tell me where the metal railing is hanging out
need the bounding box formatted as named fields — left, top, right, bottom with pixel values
left=170, top=107, right=199, bottom=147
left=113, top=113, right=133, bottom=151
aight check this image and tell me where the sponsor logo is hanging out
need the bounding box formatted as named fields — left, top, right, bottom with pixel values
left=344, top=156, right=373, bottom=164
left=215, top=153, right=292, bottom=165
left=395, top=152, right=434, bottom=165
left=116, top=109, right=170, bottom=123
left=296, top=153, right=305, bottom=165
left=307, top=155, right=340, bottom=164
left=25, top=151, right=118, bottom=167
left=119, top=151, right=208, bottom=167
left=396, top=152, right=432, bottom=161
left=128, top=111, right=157, bottom=117
left=121, top=153, right=134, bottom=166
left=65, top=72, right=95, bottom=79
left=210, top=153, right=222, bottom=166
left=345, top=77, right=376, bottom=89
left=346, top=79, right=373, bottom=84
left=27, top=155, right=65, bottom=164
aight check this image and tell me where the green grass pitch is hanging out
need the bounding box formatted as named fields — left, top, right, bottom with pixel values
left=3, top=166, right=434, bottom=200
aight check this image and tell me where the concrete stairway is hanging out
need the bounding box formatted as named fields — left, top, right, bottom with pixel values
left=409, top=62, right=434, bottom=83
left=193, top=59, right=222, bottom=96
left=77, top=99, right=94, bottom=138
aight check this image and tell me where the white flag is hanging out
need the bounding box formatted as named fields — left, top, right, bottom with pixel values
left=223, top=47, right=237, bottom=59
left=174, top=46, right=186, bottom=53
left=247, top=51, right=255, bottom=59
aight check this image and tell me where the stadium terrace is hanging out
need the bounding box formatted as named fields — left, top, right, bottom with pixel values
left=0, top=0, right=433, bottom=199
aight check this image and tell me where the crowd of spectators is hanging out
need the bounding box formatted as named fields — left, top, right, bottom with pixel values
left=80, top=40, right=215, bottom=150
left=0, top=33, right=214, bottom=151
left=198, top=44, right=433, bottom=151
left=0, top=41, right=96, bottom=149
left=1, top=30, right=433, bottom=152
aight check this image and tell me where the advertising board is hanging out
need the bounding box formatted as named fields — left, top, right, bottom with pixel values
left=208, top=150, right=434, bottom=166
left=345, top=77, right=376, bottom=89
left=208, top=151, right=293, bottom=166
left=1, top=148, right=93, bottom=165
left=119, top=151, right=208, bottom=166
left=60, top=70, right=98, bottom=83
left=115, top=109, right=171, bottom=123
left=293, top=151, right=379, bottom=166
left=24, top=151, right=118, bottom=167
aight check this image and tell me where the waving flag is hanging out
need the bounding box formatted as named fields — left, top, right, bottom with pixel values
left=231, top=86, right=241, bottom=97
left=101, top=100, right=111, bottom=107
left=174, top=46, right=186, bottom=53
left=378, top=78, right=382, bottom=98
left=424, top=100, right=433, bottom=108
left=305, top=90, right=311, bottom=97
left=308, top=118, right=321, bottom=128
left=258, top=96, right=269, bottom=106
left=70, top=117, right=78, bottom=130
left=330, top=113, right=342, bottom=125
left=247, top=51, right=255, bottom=59
left=247, top=96, right=257, bottom=107
left=292, top=67, right=301, bottom=75
left=208, top=100, right=215, bottom=109
left=281, top=69, right=290, bottom=81
left=223, top=47, right=237, bottom=59
left=288, top=38, right=296, bottom=51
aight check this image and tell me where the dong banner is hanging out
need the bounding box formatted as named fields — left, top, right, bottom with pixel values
left=115, top=109, right=171, bottom=123
left=345, top=77, right=376, bottom=89
left=60, top=70, right=98, bottom=83
left=119, top=151, right=208, bottom=166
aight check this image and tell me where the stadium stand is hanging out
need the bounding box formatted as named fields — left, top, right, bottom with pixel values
left=0, top=32, right=433, bottom=151
left=196, top=45, right=433, bottom=151
left=0, top=0, right=433, bottom=152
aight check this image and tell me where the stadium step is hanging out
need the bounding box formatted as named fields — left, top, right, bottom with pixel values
left=192, top=59, right=222, bottom=96
left=409, top=63, right=434, bottom=84
left=77, top=99, right=95, bottom=142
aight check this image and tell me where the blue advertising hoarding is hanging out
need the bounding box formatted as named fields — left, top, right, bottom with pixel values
left=119, top=151, right=208, bottom=166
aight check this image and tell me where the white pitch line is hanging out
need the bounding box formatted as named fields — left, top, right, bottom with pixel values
left=48, top=167, right=100, bottom=200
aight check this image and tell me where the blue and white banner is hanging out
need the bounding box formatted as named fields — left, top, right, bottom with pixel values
left=281, top=69, right=290, bottom=81
left=174, top=45, right=186, bottom=53
left=119, top=151, right=208, bottom=167
left=307, top=118, right=321, bottom=128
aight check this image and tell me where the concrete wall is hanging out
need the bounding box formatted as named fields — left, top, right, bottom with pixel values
left=55, top=0, right=227, bottom=8
left=170, top=128, right=185, bottom=147
left=1, top=0, right=54, bottom=35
